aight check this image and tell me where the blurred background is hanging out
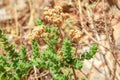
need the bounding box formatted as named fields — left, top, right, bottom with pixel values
left=0, top=0, right=120, bottom=80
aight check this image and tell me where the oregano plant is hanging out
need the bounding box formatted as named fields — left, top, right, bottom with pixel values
left=29, top=23, right=98, bottom=80
left=0, top=20, right=98, bottom=80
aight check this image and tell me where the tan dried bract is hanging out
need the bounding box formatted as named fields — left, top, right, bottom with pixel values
left=27, top=25, right=47, bottom=44
left=69, top=29, right=83, bottom=42
left=43, top=6, right=69, bottom=27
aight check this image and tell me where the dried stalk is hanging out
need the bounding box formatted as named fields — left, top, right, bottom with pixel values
left=71, top=65, right=77, bottom=80
left=86, top=4, right=112, bottom=79
left=33, top=66, right=38, bottom=80
left=102, top=0, right=118, bottom=80
left=77, top=0, right=110, bottom=51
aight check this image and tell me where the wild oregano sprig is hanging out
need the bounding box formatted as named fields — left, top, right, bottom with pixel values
left=45, top=25, right=59, bottom=50
left=30, top=25, right=67, bottom=79
left=39, top=47, right=68, bottom=80
left=35, top=25, right=89, bottom=79
left=32, top=40, right=39, bottom=58
left=61, top=39, right=74, bottom=63
left=0, top=29, right=31, bottom=80
left=37, top=25, right=98, bottom=80
left=31, top=40, right=40, bottom=67
left=0, top=29, right=18, bottom=62
left=81, top=44, right=98, bottom=60
left=61, top=39, right=83, bottom=70
left=20, top=45, right=27, bottom=60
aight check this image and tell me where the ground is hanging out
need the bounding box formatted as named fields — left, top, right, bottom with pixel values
left=0, top=0, right=120, bottom=80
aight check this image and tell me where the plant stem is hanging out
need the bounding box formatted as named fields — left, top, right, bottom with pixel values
left=71, top=65, right=77, bottom=80
left=33, top=65, right=38, bottom=80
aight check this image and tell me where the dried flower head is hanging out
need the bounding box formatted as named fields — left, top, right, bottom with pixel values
left=43, top=6, right=69, bottom=27
left=68, top=29, right=83, bottom=43
left=27, top=25, right=46, bottom=44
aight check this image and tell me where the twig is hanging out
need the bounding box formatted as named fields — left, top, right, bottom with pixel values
left=77, top=0, right=110, bottom=51
left=14, top=3, right=23, bottom=45
left=14, top=3, right=19, bottom=36
left=33, top=66, right=38, bottom=80
left=86, top=4, right=112, bottom=79
left=79, top=70, right=88, bottom=78
left=102, top=0, right=118, bottom=80
left=35, top=70, right=50, bottom=79
left=71, top=65, right=77, bottom=80
left=27, top=0, right=35, bottom=32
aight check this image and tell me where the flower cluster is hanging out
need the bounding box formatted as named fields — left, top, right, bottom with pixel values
left=43, top=6, right=69, bottom=27
left=69, top=29, right=83, bottom=42
left=27, top=25, right=47, bottom=44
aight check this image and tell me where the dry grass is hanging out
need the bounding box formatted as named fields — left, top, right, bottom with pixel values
left=0, top=0, right=120, bottom=80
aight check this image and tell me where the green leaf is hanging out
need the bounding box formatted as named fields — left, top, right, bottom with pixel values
left=81, top=44, right=98, bottom=60
left=86, top=44, right=98, bottom=59
left=31, top=58, right=39, bottom=67
left=3, top=34, right=8, bottom=40
left=13, top=73, right=20, bottom=80
left=61, top=39, right=74, bottom=63
left=4, top=67, right=11, bottom=72
left=81, top=77, right=87, bottom=80
left=36, top=19, right=43, bottom=25
left=53, top=73, right=68, bottom=80
left=45, top=25, right=59, bottom=34
left=32, top=40, right=39, bottom=58
left=20, top=45, right=27, bottom=59
left=72, top=59, right=83, bottom=69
